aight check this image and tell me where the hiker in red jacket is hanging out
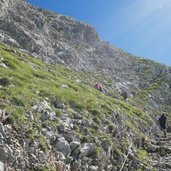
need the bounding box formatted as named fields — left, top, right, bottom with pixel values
left=95, top=83, right=103, bottom=92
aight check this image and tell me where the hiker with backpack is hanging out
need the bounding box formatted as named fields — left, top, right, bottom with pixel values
left=94, top=83, right=103, bottom=92
left=158, top=113, right=167, bottom=138
left=121, top=91, right=128, bottom=101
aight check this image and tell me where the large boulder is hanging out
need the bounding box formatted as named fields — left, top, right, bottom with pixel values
left=55, top=137, right=71, bottom=157
left=32, top=100, right=56, bottom=121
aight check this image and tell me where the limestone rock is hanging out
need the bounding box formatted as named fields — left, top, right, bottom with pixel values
left=0, top=161, right=4, bottom=171
left=70, top=141, right=80, bottom=151
left=79, top=143, right=95, bottom=158
left=89, top=165, right=99, bottom=171
left=55, top=137, right=71, bottom=157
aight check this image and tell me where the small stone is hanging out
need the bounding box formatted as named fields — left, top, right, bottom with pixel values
left=61, top=84, right=68, bottom=88
left=89, top=165, right=99, bottom=171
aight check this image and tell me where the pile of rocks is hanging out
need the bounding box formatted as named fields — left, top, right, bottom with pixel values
left=0, top=100, right=149, bottom=171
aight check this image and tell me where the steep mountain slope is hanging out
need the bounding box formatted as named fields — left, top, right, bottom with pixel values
left=0, top=42, right=162, bottom=171
left=0, top=0, right=170, bottom=115
left=0, top=0, right=171, bottom=170
left=1, top=41, right=171, bottom=171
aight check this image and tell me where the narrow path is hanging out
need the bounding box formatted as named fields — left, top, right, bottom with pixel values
left=151, top=133, right=171, bottom=171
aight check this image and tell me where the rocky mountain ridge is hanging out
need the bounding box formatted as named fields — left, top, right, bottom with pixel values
left=0, top=0, right=171, bottom=170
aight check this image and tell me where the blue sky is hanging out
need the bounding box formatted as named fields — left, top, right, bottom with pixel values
left=27, top=0, right=171, bottom=66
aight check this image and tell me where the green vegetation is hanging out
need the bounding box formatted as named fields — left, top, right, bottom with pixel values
left=43, top=9, right=58, bottom=22
left=136, top=148, right=156, bottom=171
left=0, top=43, right=155, bottom=135
left=37, top=164, right=55, bottom=171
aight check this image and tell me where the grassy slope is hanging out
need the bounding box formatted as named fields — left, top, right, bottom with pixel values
left=0, top=42, right=153, bottom=124
left=0, top=42, right=157, bottom=169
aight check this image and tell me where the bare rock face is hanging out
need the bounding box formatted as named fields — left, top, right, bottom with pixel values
left=0, top=0, right=139, bottom=80
left=0, top=0, right=99, bottom=68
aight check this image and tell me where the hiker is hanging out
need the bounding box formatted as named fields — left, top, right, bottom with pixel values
left=158, top=113, right=167, bottom=138
left=121, top=91, right=128, bottom=101
left=95, top=83, right=103, bottom=92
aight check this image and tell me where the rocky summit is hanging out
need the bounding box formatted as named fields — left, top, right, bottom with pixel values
left=0, top=0, right=171, bottom=170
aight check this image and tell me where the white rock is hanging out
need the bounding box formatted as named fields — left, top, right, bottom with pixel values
left=79, top=143, right=95, bottom=158
left=75, top=79, right=81, bottom=83
left=0, top=63, right=7, bottom=68
left=0, top=161, right=4, bottom=171
left=61, top=84, right=68, bottom=88
left=44, top=130, right=53, bottom=140
left=57, top=51, right=64, bottom=56
left=49, top=111, right=56, bottom=120
left=70, top=141, right=80, bottom=151
left=27, top=111, right=34, bottom=121
left=32, top=104, right=42, bottom=113
left=89, top=165, right=99, bottom=171
left=41, top=100, right=52, bottom=111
